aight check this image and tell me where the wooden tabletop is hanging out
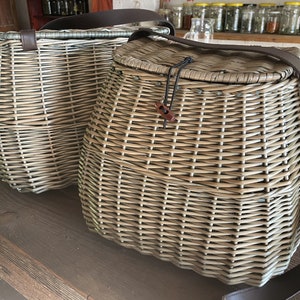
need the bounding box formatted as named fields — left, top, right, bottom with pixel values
left=0, top=181, right=248, bottom=300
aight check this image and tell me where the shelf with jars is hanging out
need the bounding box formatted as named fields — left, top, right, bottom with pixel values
left=41, top=0, right=89, bottom=16
left=160, top=0, right=300, bottom=45
left=27, top=0, right=89, bottom=30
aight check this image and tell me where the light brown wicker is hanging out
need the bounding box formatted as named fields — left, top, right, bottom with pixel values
left=78, top=36, right=300, bottom=286
left=0, top=26, right=170, bottom=193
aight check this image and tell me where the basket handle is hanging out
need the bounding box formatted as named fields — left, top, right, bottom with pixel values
left=41, top=8, right=175, bottom=35
left=20, top=9, right=174, bottom=51
left=128, top=28, right=300, bottom=77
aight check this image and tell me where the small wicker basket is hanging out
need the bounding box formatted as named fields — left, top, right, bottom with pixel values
left=0, top=22, right=170, bottom=193
left=78, top=34, right=300, bottom=286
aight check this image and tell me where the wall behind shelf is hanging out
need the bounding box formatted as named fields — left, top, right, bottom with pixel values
left=15, top=0, right=94, bottom=30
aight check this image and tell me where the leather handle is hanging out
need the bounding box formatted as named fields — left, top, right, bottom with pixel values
left=129, top=28, right=300, bottom=77
left=20, top=9, right=174, bottom=52
left=41, top=9, right=175, bottom=35
left=20, top=29, right=38, bottom=51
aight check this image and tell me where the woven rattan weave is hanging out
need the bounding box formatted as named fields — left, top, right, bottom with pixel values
left=0, top=27, right=169, bottom=193
left=78, top=36, right=300, bottom=286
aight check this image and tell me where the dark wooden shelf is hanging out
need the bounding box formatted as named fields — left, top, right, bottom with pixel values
left=27, top=0, right=89, bottom=30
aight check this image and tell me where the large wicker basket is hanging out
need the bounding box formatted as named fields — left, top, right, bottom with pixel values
left=0, top=11, right=172, bottom=193
left=78, top=32, right=300, bottom=286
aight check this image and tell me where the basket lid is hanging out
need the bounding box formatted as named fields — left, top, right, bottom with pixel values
left=113, top=37, right=298, bottom=84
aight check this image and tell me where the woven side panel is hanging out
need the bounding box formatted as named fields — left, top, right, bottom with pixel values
left=0, top=37, right=127, bottom=193
left=78, top=62, right=300, bottom=286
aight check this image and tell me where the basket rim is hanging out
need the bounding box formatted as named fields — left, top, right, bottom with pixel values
left=0, top=26, right=170, bottom=41
left=113, top=38, right=295, bottom=84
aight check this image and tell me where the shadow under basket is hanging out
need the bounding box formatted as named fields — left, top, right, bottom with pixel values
left=78, top=36, right=300, bottom=286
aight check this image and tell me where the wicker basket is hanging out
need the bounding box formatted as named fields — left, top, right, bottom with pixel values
left=0, top=12, right=172, bottom=193
left=78, top=32, right=300, bottom=286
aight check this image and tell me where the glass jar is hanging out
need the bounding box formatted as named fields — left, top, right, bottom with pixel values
left=225, top=3, right=243, bottom=32
left=193, top=2, right=209, bottom=19
left=59, top=0, right=67, bottom=15
left=171, top=6, right=184, bottom=29
left=279, top=2, right=300, bottom=34
left=158, top=8, right=171, bottom=22
left=67, top=0, right=75, bottom=15
left=50, top=0, right=59, bottom=15
left=240, top=4, right=257, bottom=33
left=184, top=17, right=215, bottom=42
left=42, top=0, right=51, bottom=15
left=265, top=7, right=281, bottom=33
left=76, top=0, right=87, bottom=14
left=253, top=3, right=276, bottom=33
left=183, top=1, right=194, bottom=30
left=162, top=0, right=172, bottom=9
left=209, top=2, right=226, bottom=32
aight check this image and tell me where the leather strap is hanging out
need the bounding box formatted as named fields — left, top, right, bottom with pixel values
left=41, top=9, right=175, bottom=35
left=129, top=28, right=300, bottom=78
left=20, top=29, right=38, bottom=51
left=222, top=265, right=300, bottom=300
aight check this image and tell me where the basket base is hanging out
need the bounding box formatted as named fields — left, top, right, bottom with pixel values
left=79, top=153, right=300, bottom=286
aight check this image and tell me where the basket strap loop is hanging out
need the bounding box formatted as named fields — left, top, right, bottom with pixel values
left=129, top=28, right=300, bottom=78
left=20, top=29, right=38, bottom=51
left=164, top=56, right=193, bottom=107
left=160, top=56, right=193, bottom=128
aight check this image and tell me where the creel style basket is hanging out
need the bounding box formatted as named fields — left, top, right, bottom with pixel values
left=78, top=31, right=300, bottom=286
left=0, top=11, right=173, bottom=193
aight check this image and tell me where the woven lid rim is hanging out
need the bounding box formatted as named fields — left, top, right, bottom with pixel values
left=114, top=39, right=294, bottom=84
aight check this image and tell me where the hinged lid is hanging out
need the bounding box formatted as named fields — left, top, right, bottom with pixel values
left=113, top=37, right=298, bottom=84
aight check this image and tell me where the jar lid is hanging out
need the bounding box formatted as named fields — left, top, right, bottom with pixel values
left=259, top=2, right=276, bottom=6
left=226, top=3, right=244, bottom=6
left=159, top=8, right=171, bottom=13
left=210, top=2, right=226, bottom=6
left=172, top=5, right=183, bottom=10
left=194, top=2, right=209, bottom=6
left=284, top=1, right=300, bottom=5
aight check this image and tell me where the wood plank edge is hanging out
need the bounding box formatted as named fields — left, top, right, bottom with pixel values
left=0, top=234, right=94, bottom=300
